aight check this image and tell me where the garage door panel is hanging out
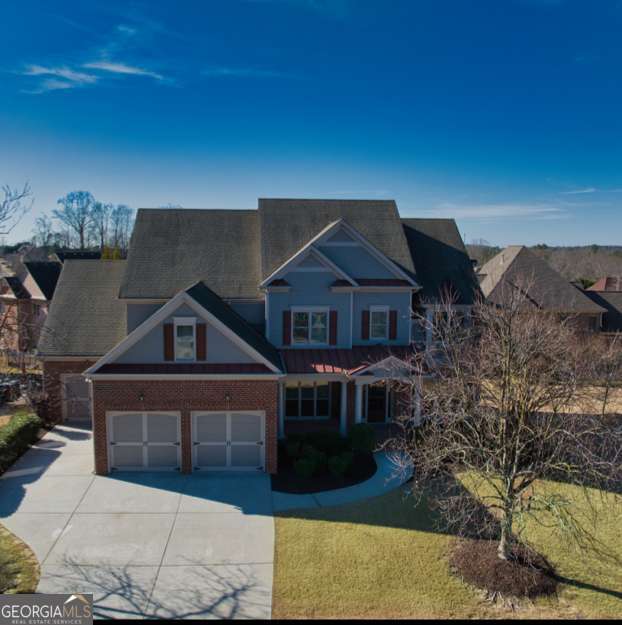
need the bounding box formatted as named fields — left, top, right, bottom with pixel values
left=147, top=413, right=179, bottom=443
left=147, top=445, right=179, bottom=468
left=230, top=444, right=262, bottom=468
left=108, top=412, right=180, bottom=471
left=195, top=413, right=227, bottom=442
left=196, top=444, right=227, bottom=467
left=230, top=413, right=261, bottom=442
left=112, top=445, right=144, bottom=468
left=111, top=413, right=143, bottom=442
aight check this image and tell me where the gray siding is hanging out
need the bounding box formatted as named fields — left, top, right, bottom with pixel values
left=117, top=304, right=256, bottom=364
left=318, top=243, right=395, bottom=279
left=352, top=291, right=411, bottom=345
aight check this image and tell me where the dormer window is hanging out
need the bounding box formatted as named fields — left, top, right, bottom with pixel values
left=370, top=306, right=389, bottom=340
left=292, top=308, right=329, bottom=345
left=174, top=317, right=196, bottom=361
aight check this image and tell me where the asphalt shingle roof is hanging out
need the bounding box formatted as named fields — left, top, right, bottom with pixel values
left=258, top=199, right=416, bottom=279
left=38, top=260, right=127, bottom=357
left=478, top=246, right=605, bottom=314
left=24, top=261, right=62, bottom=301
left=401, top=218, right=480, bottom=305
left=119, top=209, right=261, bottom=300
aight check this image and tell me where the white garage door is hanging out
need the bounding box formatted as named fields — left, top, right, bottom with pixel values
left=62, top=374, right=91, bottom=421
left=108, top=412, right=181, bottom=471
left=192, top=411, right=265, bottom=471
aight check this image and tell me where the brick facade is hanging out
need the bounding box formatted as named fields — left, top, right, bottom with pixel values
left=91, top=379, right=279, bottom=475
left=42, top=359, right=97, bottom=423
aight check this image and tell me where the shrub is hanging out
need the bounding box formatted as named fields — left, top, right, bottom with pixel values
left=348, top=423, right=376, bottom=453
left=0, top=412, right=42, bottom=474
left=328, top=451, right=354, bottom=478
left=293, top=456, right=317, bottom=479
left=305, top=431, right=347, bottom=456
left=285, top=440, right=302, bottom=460
left=301, top=445, right=327, bottom=471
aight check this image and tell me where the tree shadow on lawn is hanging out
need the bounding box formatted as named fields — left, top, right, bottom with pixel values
left=274, top=475, right=622, bottom=604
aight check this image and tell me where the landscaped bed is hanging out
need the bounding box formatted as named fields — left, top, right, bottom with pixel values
left=271, top=425, right=378, bottom=494
left=272, top=480, right=622, bottom=619
left=0, top=525, right=39, bottom=594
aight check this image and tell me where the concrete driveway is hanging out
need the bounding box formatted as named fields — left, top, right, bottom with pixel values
left=0, top=423, right=274, bottom=620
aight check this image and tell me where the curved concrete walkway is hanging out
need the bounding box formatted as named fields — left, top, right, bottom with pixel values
left=271, top=451, right=412, bottom=512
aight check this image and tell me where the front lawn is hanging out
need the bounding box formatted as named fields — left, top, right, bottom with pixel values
left=272, top=481, right=621, bottom=619
left=0, top=525, right=39, bottom=594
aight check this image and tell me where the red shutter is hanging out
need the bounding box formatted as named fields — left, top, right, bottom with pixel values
left=362, top=310, right=370, bottom=340
left=329, top=310, right=338, bottom=345
left=283, top=310, right=291, bottom=345
left=389, top=310, right=398, bottom=340
left=196, top=323, right=207, bottom=360
left=163, top=323, right=174, bottom=361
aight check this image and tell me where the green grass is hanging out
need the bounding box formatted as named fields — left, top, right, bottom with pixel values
left=273, top=481, right=622, bottom=619
left=0, top=525, right=39, bottom=594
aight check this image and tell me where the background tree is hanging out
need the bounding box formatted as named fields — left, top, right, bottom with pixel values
left=31, top=215, right=54, bottom=247
left=53, top=191, right=95, bottom=249
left=389, top=284, right=622, bottom=563
left=0, top=183, right=33, bottom=236
left=90, top=202, right=112, bottom=251
left=109, top=204, right=134, bottom=251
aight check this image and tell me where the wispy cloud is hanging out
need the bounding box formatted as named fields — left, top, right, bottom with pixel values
left=83, top=60, right=164, bottom=81
left=202, top=66, right=296, bottom=79
left=20, top=65, right=99, bottom=93
left=423, top=202, right=568, bottom=221
left=560, top=187, right=597, bottom=195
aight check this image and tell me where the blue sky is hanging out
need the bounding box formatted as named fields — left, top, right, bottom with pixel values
left=2, top=0, right=622, bottom=246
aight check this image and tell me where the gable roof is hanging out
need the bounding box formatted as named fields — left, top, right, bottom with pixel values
left=54, top=250, right=102, bottom=263
left=24, top=261, right=62, bottom=300
left=588, top=276, right=622, bottom=292
left=1, top=276, right=30, bottom=299
left=478, top=246, right=605, bottom=314
left=119, top=209, right=261, bottom=300
left=185, top=281, right=282, bottom=371
left=401, top=218, right=480, bottom=305
left=258, top=199, right=416, bottom=280
left=583, top=290, right=622, bottom=332
left=37, top=261, right=127, bottom=357
left=87, top=280, right=282, bottom=374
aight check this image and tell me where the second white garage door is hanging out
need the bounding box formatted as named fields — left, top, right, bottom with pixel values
left=192, top=411, right=265, bottom=471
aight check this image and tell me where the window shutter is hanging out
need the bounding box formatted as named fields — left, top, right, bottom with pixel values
left=163, top=323, right=174, bottom=361
left=329, top=310, right=338, bottom=345
left=389, top=310, right=398, bottom=340
left=283, top=310, right=291, bottom=345
left=196, top=323, right=207, bottom=360
left=362, top=310, right=370, bottom=340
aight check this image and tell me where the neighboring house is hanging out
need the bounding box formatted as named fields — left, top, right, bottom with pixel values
left=478, top=246, right=606, bottom=331
left=0, top=260, right=62, bottom=353
left=584, top=277, right=622, bottom=333
left=53, top=250, right=102, bottom=263
left=38, top=199, right=479, bottom=475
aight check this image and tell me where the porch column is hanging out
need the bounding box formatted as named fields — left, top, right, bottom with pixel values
left=354, top=383, right=364, bottom=424
left=340, top=380, right=348, bottom=436
left=278, top=382, right=285, bottom=438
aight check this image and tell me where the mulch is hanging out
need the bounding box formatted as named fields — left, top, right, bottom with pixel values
left=450, top=538, right=558, bottom=599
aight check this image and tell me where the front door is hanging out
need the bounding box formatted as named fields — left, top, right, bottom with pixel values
left=366, top=384, right=387, bottom=422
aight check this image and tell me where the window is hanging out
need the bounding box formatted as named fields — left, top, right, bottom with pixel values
left=174, top=318, right=196, bottom=361
left=370, top=306, right=389, bottom=340
left=292, top=308, right=328, bottom=344
left=284, top=383, right=331, bottom=419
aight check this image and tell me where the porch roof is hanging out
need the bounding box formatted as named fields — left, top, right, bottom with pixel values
left=281, top=345, right=414, bottom=375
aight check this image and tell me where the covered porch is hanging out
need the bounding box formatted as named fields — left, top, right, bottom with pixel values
left=278, top=346, right=418, bottom=438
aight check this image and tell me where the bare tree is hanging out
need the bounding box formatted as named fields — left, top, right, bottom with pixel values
left=0, top=183, right=33, bottom=235
left=90, top=201, right=112, bottom=251
left=388, top=284, right=622, bottom=563
left=53, top=191, right=95, bottom=249
left=109, top=204, right=134, bottom=251
left=31, top=215, right=54, bottom=247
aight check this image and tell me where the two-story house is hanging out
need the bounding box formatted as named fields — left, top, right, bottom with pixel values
left=38, top=199, right=478, bottom=475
